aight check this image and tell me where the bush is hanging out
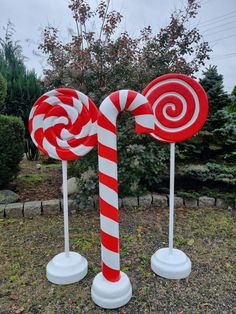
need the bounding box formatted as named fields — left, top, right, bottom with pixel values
left=174, top=163, right=236, bottom=204
left=69, top=113, right=169, bottom=206
left=176, top=191, right=200, bottom=200
left=181, top=163, right=236, bottom=186
left=0, top=115, right=24, bottom=188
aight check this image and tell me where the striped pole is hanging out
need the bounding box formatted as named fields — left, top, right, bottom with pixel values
left=97, top=90, right=154, bottom=282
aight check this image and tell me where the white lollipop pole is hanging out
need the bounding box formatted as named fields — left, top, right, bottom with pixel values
left=62, top=160, right=70, bottom=256
left=168, top=143, right=175, bottom=254
left=46, top=161, right=88, bottom=285
left=150, top=143, right=191, bottom=279
left=143, top=73, right=208, bottom=280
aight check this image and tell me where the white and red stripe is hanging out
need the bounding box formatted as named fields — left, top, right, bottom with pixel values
left=29, top=88, right=98, bottom=160
left=142, top=74, right=208, bottom=143
left=97, top=90, right=154, bottom=282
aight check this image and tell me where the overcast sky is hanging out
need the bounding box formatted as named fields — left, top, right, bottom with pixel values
left=0, top=0, right=236, bottom=92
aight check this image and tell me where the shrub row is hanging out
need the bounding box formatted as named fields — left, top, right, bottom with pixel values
left=0, top=115, right=24, bottom=188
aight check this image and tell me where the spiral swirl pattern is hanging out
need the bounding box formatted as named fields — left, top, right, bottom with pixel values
left=142, top=74, right=208, bottom=142
left=29, top=88, right=98, bottom=160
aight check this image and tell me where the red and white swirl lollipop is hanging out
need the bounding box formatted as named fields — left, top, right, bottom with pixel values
left=28, top=88, right=98, bottom=285
left=143, top=74, right=208, bottom=280
left=29, top=88, right=98, bottom=160
left=142, top=73, right=208, bottom=143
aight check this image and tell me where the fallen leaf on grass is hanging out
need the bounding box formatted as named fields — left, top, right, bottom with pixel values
left=10, top=293, right=19, bottom=301
left=200, top=303, right=209, bottom=308
left=187, top=238, right=194, bottom=246
left=8, top=219, right=17, bottom=223
left=13, top=306, right=25, bottom=314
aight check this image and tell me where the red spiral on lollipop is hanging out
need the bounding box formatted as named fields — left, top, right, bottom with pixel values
left=142, top=74, right=208, bottom=142
left=29, top=88, right=98, bottom=160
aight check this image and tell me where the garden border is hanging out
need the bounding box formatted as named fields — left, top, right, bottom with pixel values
left=0, top=194, right=235, bottom=218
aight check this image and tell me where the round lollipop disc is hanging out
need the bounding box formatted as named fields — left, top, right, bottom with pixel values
left=142, top=73, right=208, bottom=143
left=29, top=88, right=98, bottom=160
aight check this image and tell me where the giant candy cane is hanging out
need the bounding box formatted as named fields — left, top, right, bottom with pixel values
left=91, top=90, right=154, bottom=309
left=143, top=74, right=208, bottom=279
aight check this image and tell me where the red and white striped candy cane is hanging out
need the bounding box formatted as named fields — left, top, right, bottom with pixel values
left=97, top=90, right=154, bottom=282
left=29, top=88, right=98, bottom=160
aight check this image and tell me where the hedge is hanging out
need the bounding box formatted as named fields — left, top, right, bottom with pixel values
left=0, top=115, right=24, bottom=187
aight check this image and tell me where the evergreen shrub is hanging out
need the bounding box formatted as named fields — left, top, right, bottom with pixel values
left=69, top=114, right=169, bottom=205
left=0, top=115, right=24, bottom=187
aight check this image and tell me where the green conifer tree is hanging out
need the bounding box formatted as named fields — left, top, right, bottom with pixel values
left=0, top=22, right=43, bottom=127
left=178, top=66, right=234, bottom=162
left=0, top=72, right=7, bottom=111
left=229, top=86, right=236, bottom=113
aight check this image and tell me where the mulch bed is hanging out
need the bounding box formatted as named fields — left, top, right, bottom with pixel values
left=10, top=158, right=62, bottom=203
left=0, top=206, right=235, bottom=313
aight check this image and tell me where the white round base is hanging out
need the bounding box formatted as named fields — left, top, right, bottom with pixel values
left=151, top=248, right=191, bottom=279
left=91, top=272, right=132, bottom=309
left=46, top=251, right=88, bottom=285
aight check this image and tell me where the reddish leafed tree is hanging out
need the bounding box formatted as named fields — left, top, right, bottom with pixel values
left=39, top=0, right=212, bottom=199
left=39, top=0, right=211, bottom=104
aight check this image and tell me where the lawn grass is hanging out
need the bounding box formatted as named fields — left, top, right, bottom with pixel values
left=17, top=173, right=46, bottom=186
left=0, top=207, right=235, bottom=313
